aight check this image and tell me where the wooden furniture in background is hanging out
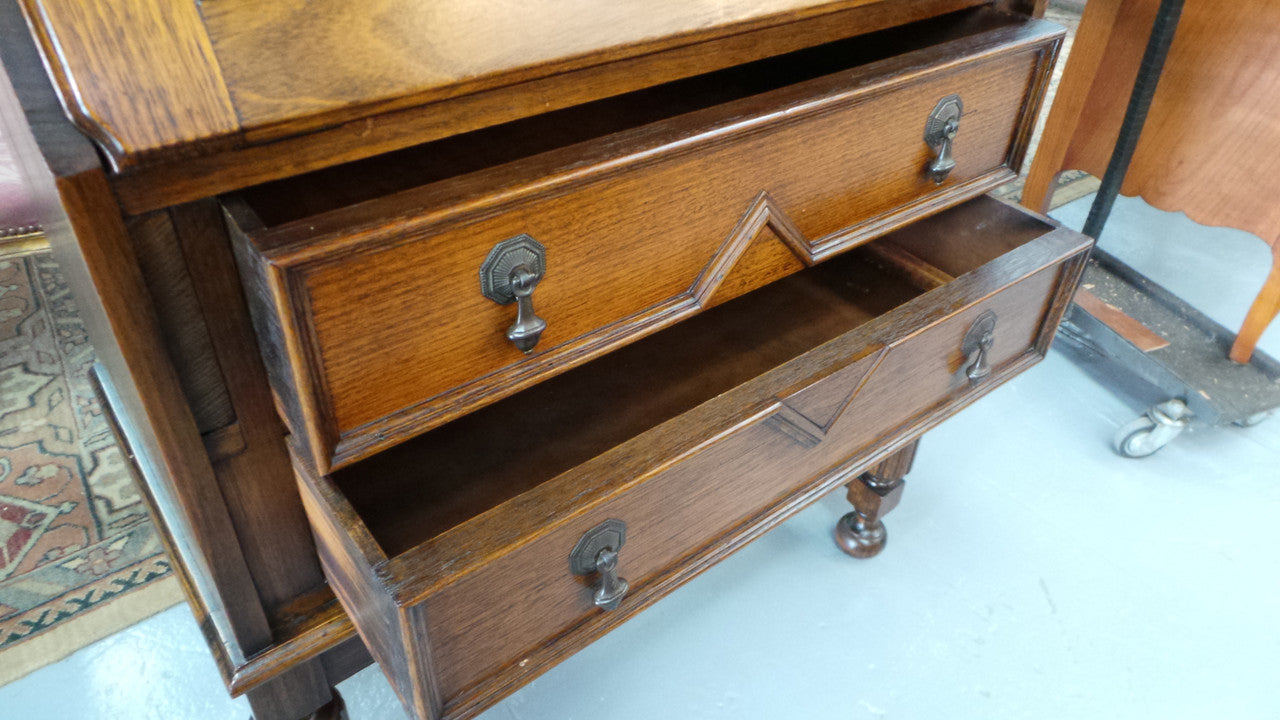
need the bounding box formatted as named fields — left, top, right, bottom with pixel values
left=1021, top=0, right=1280, bottom=363
left=1, top=1, right=1086, bottom=718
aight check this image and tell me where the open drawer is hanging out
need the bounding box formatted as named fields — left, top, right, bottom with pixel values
left=228, top=9, right=1064, bottom=474
left=293, top=197, right=1091, bottom=720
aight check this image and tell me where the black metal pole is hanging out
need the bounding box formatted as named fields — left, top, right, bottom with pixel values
left=1082, top=0, right=1185, bottom=240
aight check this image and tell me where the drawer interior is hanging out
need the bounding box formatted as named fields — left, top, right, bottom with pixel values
left=331, top=198, right=1052, bottom=556
left=234, top=6, right=1030, bottom=233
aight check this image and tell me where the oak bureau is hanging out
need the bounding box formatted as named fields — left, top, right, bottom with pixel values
left=0, top=1, right=1087, bottom=718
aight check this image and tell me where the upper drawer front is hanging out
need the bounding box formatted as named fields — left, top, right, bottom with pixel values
left=232, top=20, right=1062, bottom=473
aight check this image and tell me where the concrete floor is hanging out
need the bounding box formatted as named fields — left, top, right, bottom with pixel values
left=3, top=193, right=1278, bottom=719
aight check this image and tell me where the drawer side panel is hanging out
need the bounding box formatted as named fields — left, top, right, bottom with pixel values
left=294, top=468, right=439, bottom=719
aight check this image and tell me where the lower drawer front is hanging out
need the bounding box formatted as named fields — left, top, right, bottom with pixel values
left=294, top=198, right=1091, bottom=720
left=426, top=240, right=1066, bottom=706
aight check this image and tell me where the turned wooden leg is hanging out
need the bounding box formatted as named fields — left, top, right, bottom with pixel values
left=834, top=440, right=918, bottom=559
left=1229, top=247, right=1280, bottom=364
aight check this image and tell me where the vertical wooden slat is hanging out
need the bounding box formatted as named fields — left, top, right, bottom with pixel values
left=169, top=200, right=329, bottom=612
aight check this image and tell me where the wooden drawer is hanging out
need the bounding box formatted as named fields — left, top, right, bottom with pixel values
left=293, top=198, right=1091, bottom=720
left=228, top=11, right=1063, bottom=473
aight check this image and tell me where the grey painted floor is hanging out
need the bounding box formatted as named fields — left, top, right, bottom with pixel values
left=3, top=193, right=1278, bottom=719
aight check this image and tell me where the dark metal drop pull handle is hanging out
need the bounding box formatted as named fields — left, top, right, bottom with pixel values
left=962, top=310, right=998, bottom=385
left=480, top=234, right=547, bottom=353
left=964, top=332, right=994, bottom=383
left=506, top=266, right=546, bottom=353
left=589, top=547, right=628, bottom=611
left=924, top=94, right=963, bottom=185
left=927, top=120, right=959, bottom=184
left=570, top=519, right=629, bottom=611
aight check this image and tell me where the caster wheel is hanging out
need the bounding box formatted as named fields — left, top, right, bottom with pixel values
left=1112, top=399, right=1190, bottom=458
left=1113, top=416, right=1162, bottom=458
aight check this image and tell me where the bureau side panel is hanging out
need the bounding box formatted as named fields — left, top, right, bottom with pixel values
left=225, top=203, right=337, bottom=473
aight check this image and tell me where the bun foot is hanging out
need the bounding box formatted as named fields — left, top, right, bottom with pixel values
left=834, top=512, right=886, bottom=558
left=833, top=440, right=917, bottom=559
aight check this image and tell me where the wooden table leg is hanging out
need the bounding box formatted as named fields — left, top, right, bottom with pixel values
left=1230, top=246, right=1280, bottom=364
left=1020, top=0, right=1130, bottom=214
left=834, top=440, right=918, bottom=558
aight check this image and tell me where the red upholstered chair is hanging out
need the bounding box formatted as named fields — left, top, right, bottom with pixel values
left=1, top=121, right=42, bottom=241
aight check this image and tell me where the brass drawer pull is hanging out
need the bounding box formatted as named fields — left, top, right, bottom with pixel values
left=570, top=519, right=629, bottom=611
left=962, top=310, right=997, bottom=384
left=924, top=94, right=963, bottom=184
left=481, top=234, right=548, bottom=353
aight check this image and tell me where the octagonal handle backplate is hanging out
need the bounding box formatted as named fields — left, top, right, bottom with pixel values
left=480, top=234, right=547, bottom=353
left=569, top=519, right=629, bottom=611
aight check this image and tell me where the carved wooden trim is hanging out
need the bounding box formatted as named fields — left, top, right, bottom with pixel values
left=229, top=593, right=357, bottom=697
left=282, top=162, right=1020, bottom=472
left=694, top=191, right=815, bottom=306
left=767, top=348, right=888, bottom=447
left=225, top=18, right=1064, bottom=473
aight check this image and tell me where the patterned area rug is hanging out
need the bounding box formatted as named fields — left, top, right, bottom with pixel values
left=0, top=247, right=179, bottom=686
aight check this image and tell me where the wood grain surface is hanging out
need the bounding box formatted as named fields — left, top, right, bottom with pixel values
left=1075, top=0, right=1280, bottom=241
left=294, top=198, right=1091, bottom=720
left=205, top=0, right=978, bottom=136
left=296, top=456, right=437, bottom=720
left=168, top=201, right=331, bottom=613
left=111, top=0, right=991, bottom=215
left=1018, top=0, right=1135, bottom=214
left=125, top=210, right=236, bottom=433
left=0, top=5, right=346, bottom=715
left=18, top=0, right=239, bottom=168
left=421, top=264, right=1061, bottom=705
left=232, top=17, right=1062, bottom=473
left=19, top=0, right=993, bottom=180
